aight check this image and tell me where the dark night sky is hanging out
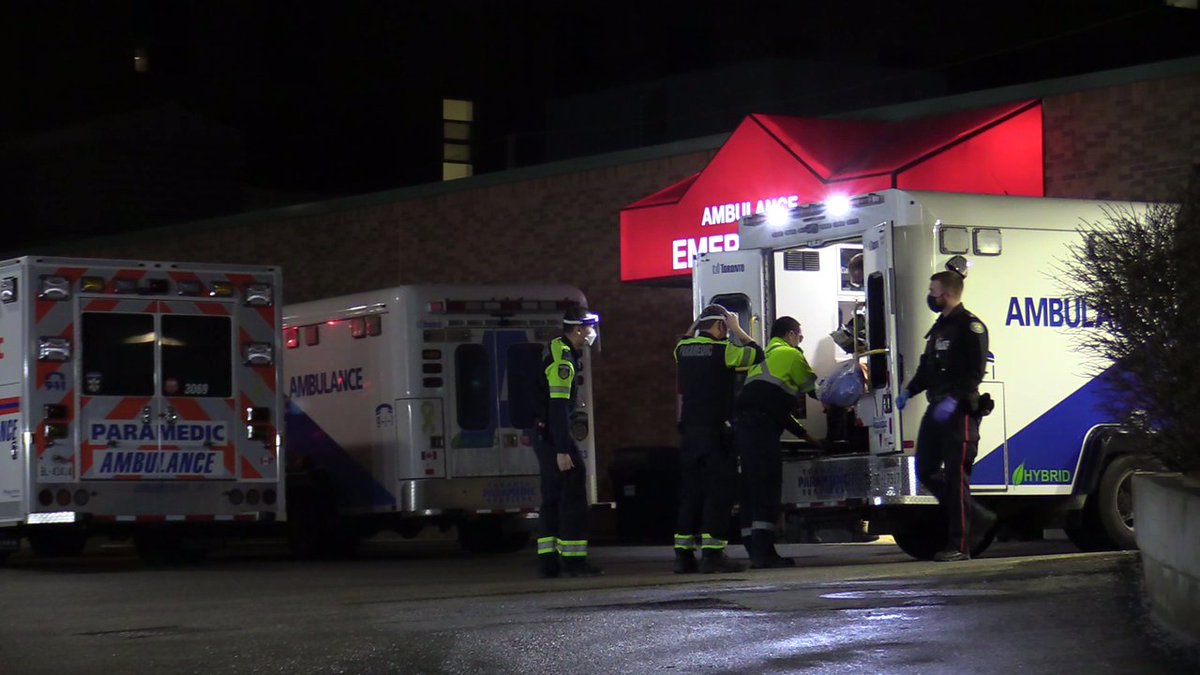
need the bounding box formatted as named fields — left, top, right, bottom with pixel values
left=1, top=1, right=1197, bottom=245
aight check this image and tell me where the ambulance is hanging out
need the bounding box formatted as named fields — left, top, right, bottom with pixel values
left=694, top=190, right=1155, bottom=558
left=0, top=257, right=283, bottom=564
left=281, top=285, right=595, bottom=556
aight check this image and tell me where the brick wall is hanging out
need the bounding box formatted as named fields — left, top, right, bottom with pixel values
left=60, top=70, right=1200, bottom=499
left=1044, top=73, right=1200, bottom=201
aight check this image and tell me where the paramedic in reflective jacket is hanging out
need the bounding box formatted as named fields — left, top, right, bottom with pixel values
left=672, top=305, right=763, bottom=574
left=534, top=306, right=602, bottom=578
left=895, top=270, right=998, bottom=562
left=732, top=316, right=816, bottom=568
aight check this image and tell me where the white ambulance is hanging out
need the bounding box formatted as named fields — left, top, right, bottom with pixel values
left=0, top=257, right=284, bottom=564
left=695, top=190, right=1155, bottom=558
left=281, top=285, right=596, bottom=556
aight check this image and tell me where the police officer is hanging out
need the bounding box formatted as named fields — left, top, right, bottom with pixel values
left=733, top=316, right=816, bottom=568
left=895, top=268, right=998, bottom=561
left=534, top=306, right=602, bottom=578
left=672, top=305, right=764, bottom=574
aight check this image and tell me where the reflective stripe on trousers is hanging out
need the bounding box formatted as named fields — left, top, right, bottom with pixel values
left=558, top=538, right=588, bottom=557
left=537, top=536, right=557, bottom=555
left=673, top=534, right=698, bottom=551
left=700, top=533, right=727, bottom=550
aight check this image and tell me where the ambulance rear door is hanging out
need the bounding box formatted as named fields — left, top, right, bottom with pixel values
left=692, top=249, right=770, bottom=346
left=862, top=220, right=900, bottom=455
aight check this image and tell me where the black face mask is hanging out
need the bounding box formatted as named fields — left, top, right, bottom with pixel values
left=926, top=295, right=942, bottom=313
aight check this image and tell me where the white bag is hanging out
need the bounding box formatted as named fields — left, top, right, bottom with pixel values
left=817, top=359, right=867, bottom=408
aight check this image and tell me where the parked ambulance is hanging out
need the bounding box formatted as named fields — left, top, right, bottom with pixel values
left=281, top=285, right=595, bottom=556
left=695, top=190, right=1154, bottom=558
left=0, top=257, right=283, bottom=564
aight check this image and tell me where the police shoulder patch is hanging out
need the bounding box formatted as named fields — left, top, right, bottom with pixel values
left=970, top=321, right=985, bottom=334
left=558, top=363, right=573, bottom=380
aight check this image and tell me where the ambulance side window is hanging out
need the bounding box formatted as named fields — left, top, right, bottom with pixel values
left=81, top=313, right=155, bottom=396
left=866, top=272, right=888, bottom=389
left=162, top=315, right=233, bottom=398
left=454, top=344, right=493, bottom=430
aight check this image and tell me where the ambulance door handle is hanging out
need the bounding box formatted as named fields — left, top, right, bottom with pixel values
left=141, top=406, right=152, bottom=424
left=163, top=406, right=178, bottom=424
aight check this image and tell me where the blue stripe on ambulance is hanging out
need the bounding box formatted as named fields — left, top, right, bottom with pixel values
left=285, top=400, right=396, bottom=510
left=972, top=366, right=1121, bottom=487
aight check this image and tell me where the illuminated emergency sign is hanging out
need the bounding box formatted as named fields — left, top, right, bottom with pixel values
left=619, top=102, right=1045, bottom=283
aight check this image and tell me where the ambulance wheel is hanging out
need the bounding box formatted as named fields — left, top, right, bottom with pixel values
left=1093, top=454, right=1154, bottom=550
left=28, top=529, right=88, bottom=558
left=892, top=513, right=944, bottom=561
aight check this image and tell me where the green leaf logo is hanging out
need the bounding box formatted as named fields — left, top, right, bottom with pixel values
left=1012, top=462, right=1026, bottom=487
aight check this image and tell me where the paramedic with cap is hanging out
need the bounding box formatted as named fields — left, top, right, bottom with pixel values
left=672, top=305, right=763, bottom=574
left=732, top=316, right=816, bottom=568
left=895, top=263, right=998, bottom=561
left=534, top=306, right=602, bottom=577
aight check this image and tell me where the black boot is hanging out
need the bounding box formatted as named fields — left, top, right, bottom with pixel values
left=563, top=556, right=604, bottom=577
left=673, top=549, right=698, bottom=574
left=749, top=530, right=795, bottom=569
left=699, top=549, right=745, bottom=573
left=537, top=553, right=561, bottom=578
left=970, top=503, right=999, bottom=550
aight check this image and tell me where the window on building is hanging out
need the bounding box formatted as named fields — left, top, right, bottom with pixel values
left=442, top=98, right=474, bottom=181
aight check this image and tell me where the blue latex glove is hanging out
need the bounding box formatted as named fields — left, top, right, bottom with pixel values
left=895, top=390, right=909, bottom=411
left=932, top=397, right=959, bottom=423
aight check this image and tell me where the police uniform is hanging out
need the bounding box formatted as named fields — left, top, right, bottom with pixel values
left=733, top=336, right=816, bottom=567
left=673, top=329, right=763, bottom=573
left=902, top=304, right=990, bottom=557
left=534, top=335, right=595, bottom=577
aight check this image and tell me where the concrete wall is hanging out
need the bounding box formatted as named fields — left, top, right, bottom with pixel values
left=1132, top=472, right=1200, bottom=643
left=42, top=70, right=1200, bottom=499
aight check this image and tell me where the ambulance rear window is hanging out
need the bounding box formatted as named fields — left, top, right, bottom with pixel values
left=81, top=313, right=155, bottom=396
left=455, top=344, right=493, bottom=430
left=507, top=343, right=546, bottom=429
left=162, top=315, right=233, bottom=398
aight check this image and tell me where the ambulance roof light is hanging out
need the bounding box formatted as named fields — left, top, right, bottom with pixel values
left=824, top=194, right=852, bottom=218
left=765, top=204, right=791, bottom=228
left=243, top=282, right=273, bottom=306
left=0, top=276, right=16, bottom=303
left=37, top=275, right=70, bottom=301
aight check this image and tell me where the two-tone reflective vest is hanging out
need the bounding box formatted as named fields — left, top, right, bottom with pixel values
left=735, top=337, right=816, bottom=427
left=674, top=334, right=763, bottom=427
left=542, top=336, right=581, bottom=453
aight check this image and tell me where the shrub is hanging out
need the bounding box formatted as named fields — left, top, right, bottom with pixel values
left=1061, top=167, right=1200, bottom=473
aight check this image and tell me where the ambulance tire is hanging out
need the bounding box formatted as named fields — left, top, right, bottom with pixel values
left=1093, top=453, right=1153, bottom=551
left=28, top=530, right=88, bottom=558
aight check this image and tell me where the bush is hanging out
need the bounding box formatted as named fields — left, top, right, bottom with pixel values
left=1061, top=167, right=1200, bottom=473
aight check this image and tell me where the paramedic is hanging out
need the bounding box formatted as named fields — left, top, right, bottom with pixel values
left=672, top=305, right=763, bottom=574
left=534, top=306, right=603, bottom=578
left=733, top=316, right=816, bottom=568
left=895, top=270, right=997, bottom=561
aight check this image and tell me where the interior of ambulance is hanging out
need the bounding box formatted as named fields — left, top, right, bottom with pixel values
left=712, top=239, right=884, bottom=457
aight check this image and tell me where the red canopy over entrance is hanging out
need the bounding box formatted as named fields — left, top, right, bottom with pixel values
left=619, top=101, right=1044, bottom=283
